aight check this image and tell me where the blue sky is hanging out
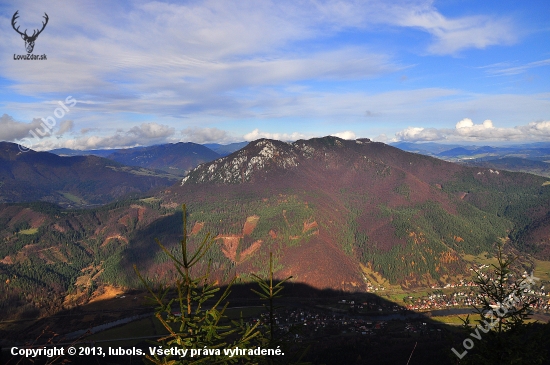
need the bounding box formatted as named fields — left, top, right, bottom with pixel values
left=0, top=0, right=549, bottom=150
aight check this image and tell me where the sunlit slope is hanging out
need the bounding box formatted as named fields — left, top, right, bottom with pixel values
left=2, top=137, right=550, bottom=318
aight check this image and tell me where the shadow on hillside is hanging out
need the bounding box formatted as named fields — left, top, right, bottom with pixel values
left=3, top=281, right=550, bottom=365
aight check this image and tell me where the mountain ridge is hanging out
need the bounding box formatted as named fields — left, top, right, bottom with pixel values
left=105, top=142, right=220, bottom=176
left=2, top=136, right=550, bottom=320
left=0, top=142, right=176, bottom=207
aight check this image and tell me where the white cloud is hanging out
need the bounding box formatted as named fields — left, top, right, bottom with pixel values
left=243, top=129, right=312, bottom=141
left=242, top=129, right=355, bottom=142
left=518, top=121, right=550, bottom=136
left=395, top=127, right=445, bottom=142
left=80, top=127, right=98, bottom=134
left=331, top=131, right=356, bottom=140
left=181, top=127, right=232, bottom=144
left=390, top=3, right=516, bottom=55
left=128, top=123, right=175, bottom=139
left=395, top=119, right=550, bottom=142
left=0, top=1, right=531, bottom=147
left=23, top=123, right=238, bottom=150
left=57, top=120, right=74, bottom=135
left=372, top=134, right=389, bottom=143
left=454, top=118, right=500, bottom=138
left=0, top=0, right=515, bottom=122
left=0, top=114, right=44, bottom=140
left=33, top=122, right=177, bottom=150
left=455, top=118, right=474, bottom=129
left=482, top=59, right=550, bottom=76
left=427, top=17, right=515, bottom=55
left=301, top=0, right=516, bottom=55
left=0, top=1, right=402, bottom=100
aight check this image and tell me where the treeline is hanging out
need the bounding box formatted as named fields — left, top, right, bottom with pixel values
left=361, top=200, right=510, bottom=284
left=109, top=195, right=317, bottom=287
left=442, top=169, right=550, bottom=249
left=339, top=188, right=370, bottom=255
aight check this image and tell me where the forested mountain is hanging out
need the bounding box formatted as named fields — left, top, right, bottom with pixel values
left=391, top=142, right=464, bottom=155
left=464, top=157, right=550, bottom=178
left=51, top=142, right=222, bottom=176
left=104, top=142, right=220, bottom=176
left=1, top=136, right=550, bottom=321
left=0, top=142, right=176, bottom=207
left=49, top=148, right=118, bottom=157
left=202, top=142, right=249, bottom=156
left=393, top=141, right=550, bottom=177
left=393, top=141, right=550, bottom=160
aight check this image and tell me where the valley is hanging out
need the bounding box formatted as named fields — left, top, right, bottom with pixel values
left=2, top=136, right=550, bottom=363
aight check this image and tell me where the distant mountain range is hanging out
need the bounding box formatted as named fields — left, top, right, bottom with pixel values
left=103, top=142, right=220, bottom=176
left=392, top=141, right=550, bottom=177
left=202, top=142, right=249, bottom=156
left=389, top=142, right=465, bottom=155
left=48, top=148, right=117, bottom=157
left=0, top=142, right=176, bottom=207
left=392, top=141, right=550, bottom=158
left=0, top=140, right=250, bottom=207
left=50, top=142, right=248, bottom=175
left=2, top=136, right=550, bottom=322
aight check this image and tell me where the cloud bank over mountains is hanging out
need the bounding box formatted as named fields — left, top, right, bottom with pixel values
left=0, top=1, right=548, bottom=149
left=5, top=111, right=550, bottom=150
left=395, top=118, right=550, bottom=142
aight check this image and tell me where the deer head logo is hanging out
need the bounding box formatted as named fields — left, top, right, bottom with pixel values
left=12, top=10, right=49, bottom=54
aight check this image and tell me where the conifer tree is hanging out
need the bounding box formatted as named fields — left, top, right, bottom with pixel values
left=135, top=204, right=261, bottom=364
left=135, top=205, right=309, bottom=365
left=455, top=242, right=548, bottom=364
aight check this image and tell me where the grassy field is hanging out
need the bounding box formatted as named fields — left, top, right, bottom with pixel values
left=427, top=313, right=540, bottom=326
left=106, top=166, right=180, bottom=179
left=58, top=191, right=87, bottom=204
left=359, top=263, right=391, bottom=287
left=140, top=197, right=160, bottom=203
left=383, top=289, right=432, bottom=304
left=18, top=228, right=39, bottom=235
left=461, top=252, right=500, bottom=268
left=535, top=260, right=550, bottom=282
left=430, top=313, right=481, bottom=326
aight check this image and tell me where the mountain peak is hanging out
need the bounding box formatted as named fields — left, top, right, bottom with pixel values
left=181, top=138, right=298, bottom=185
left=0, top=141, right=35, bottom=160
left=181, top=136, right=382, bottom=185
